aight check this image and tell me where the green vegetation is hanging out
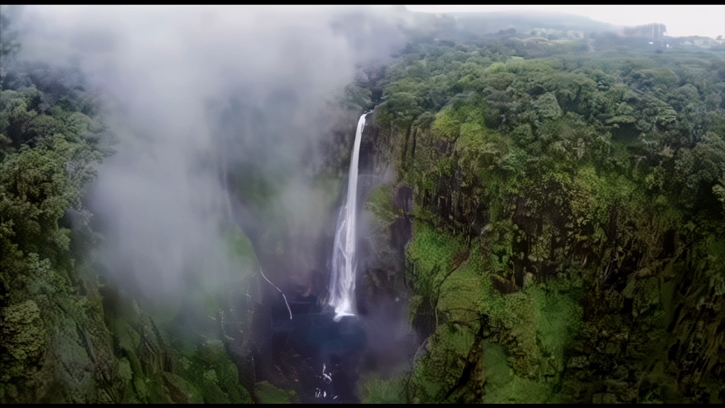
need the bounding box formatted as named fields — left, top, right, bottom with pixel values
left=359, top=372, right=406, bottom=403
left=363, top=22, right=725, bottom=404
left=3, top=5, right=725, bottom=404
left=255, top=381, right=298, bottom=404
left=0, top=47, right=119, bottom=401
left=0, top=11, right=260, bottom=403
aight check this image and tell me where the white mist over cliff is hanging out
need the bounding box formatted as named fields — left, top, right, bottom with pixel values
left=10, top=5, right=409, bottom=298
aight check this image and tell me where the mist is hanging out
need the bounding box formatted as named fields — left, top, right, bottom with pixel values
left=9, top=5, right=410, bottom=300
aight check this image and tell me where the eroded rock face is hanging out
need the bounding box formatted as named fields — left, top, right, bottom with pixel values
left=1, top=273, right=128, bottom=404
left=0, top=230, right=261, bottom=404
left=356, top=102, right=725, bottom=404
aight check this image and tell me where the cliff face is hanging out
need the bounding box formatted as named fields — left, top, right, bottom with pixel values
left=1, top=226, right=259, bottom=404
left=358, top=91, right=725, bottom=403
left=4, top=7, right=725, bottom=403
left=0, top=57, right=262, bottom=402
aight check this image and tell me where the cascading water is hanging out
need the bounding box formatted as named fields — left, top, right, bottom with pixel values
left=328, top=113, right=368, bottom=323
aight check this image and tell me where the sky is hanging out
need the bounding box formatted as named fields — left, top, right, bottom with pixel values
left=406, top=5, right=725, bottom=39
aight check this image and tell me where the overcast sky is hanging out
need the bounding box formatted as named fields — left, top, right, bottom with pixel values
left=406, top=5, right=725, bottom=39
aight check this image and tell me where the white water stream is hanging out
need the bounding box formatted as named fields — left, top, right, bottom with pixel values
left=328, top=113, right=368, bottom=322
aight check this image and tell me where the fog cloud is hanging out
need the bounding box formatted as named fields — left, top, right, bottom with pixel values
left=12, top=5, right=409, bottom=298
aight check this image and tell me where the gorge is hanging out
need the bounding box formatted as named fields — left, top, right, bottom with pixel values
left=2, top=5, right=725, bottom=404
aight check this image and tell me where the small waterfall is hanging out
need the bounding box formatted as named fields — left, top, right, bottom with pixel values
left=328, top=113, right=368, bottom=322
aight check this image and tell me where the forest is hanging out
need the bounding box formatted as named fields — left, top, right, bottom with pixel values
left=1, top=5, right=724, bottom=404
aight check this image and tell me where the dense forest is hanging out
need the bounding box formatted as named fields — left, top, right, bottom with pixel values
left=1, top=5, right=725, bottom=404
left=355, top=16, right=725, bottom=404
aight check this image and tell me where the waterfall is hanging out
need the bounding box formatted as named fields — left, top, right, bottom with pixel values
left=328, top=113, right=368, bottom=322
